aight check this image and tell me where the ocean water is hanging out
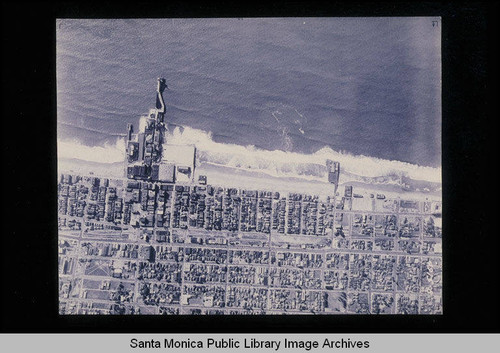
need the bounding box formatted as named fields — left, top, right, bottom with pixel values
left=56, top=18, right=441, bottom=182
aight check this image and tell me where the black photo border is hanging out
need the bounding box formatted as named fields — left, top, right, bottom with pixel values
left=1, top=0, right=498, bottom=333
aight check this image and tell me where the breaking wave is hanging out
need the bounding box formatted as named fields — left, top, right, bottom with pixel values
left=57, top=125, right=441, bottom=184
left=58, top=137, right=126, bottom=163
left=166, top=126, right=441, bottom=184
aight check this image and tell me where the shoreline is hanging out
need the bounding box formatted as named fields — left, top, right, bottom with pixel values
left=58, top=158, right=441, bottom=202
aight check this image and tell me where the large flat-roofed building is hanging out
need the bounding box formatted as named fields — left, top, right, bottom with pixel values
left=162, top=144, right=196, bottom=183
left=157, top=162, right=176, bottom=183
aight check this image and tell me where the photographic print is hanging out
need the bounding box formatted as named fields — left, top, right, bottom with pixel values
left=56, top=18, right=442, bottom=315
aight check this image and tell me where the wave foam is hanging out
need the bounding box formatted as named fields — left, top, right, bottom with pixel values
left=57, top=125, right=441, bottom=184
left=167, top=126, right=441, bottom=184
left=57, top=137, right=126, bottom=163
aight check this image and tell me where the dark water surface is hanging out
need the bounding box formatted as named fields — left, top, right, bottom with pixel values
left=56, top=18, right=441, bottom=168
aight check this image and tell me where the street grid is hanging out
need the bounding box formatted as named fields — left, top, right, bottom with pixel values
left=58, top=174, right=442, bottom=315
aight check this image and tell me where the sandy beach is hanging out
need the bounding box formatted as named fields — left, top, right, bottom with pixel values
left=58, top=157, right=441, bottom=203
